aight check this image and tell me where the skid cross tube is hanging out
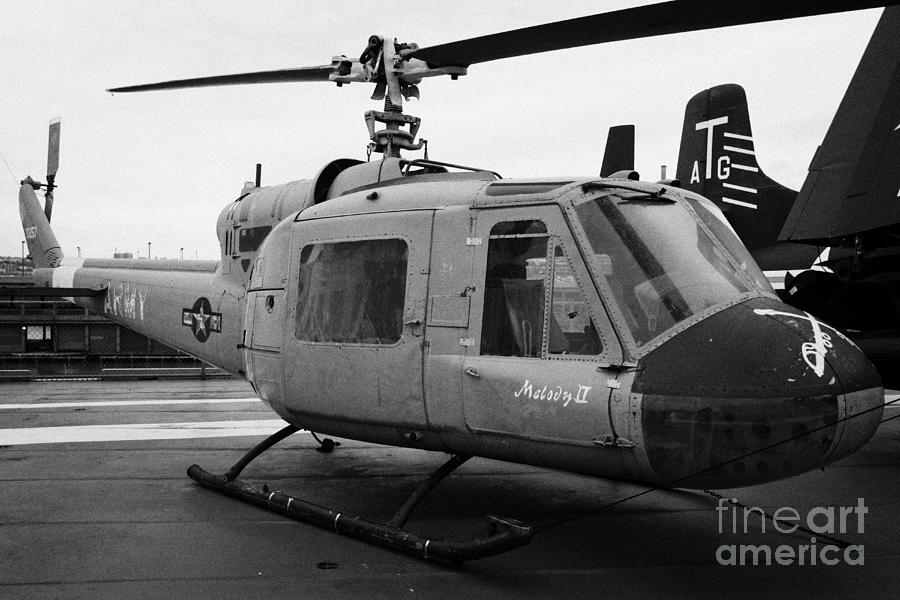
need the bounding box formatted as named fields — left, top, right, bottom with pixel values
left=388, top=453, right=470, bottom=528
left=187, top=427, right=533, bottom=563
left=224, top=423, right=299, bottom=480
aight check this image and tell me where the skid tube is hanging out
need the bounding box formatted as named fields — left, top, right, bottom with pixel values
left=187, top=424, right=533, bottom=563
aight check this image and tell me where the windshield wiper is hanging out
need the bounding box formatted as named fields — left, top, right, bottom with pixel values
left=581, top=181, right=675, bottom=203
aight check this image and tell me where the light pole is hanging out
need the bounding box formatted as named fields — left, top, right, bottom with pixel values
left=147, top=241, right=151, bottom=260
left=180, top=247, right=184, bottom=260
left=20, top=240, right=24, bottom=273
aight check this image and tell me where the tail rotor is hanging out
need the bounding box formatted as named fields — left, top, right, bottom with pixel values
left=19, top=118, right=63, bottom=268
left=44, top=117, right=60, bottom=222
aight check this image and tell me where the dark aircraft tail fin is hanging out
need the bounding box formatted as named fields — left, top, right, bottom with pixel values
left=599, top=124, right=635, bottom=177
left=675, top=84, right=799, bottom=259
left=780, top=6, right=900, bottom=243
left=19, top=180, right=63, bottom=268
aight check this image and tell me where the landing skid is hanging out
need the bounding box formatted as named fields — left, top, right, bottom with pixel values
left=187, top=424, right=533, bottom=563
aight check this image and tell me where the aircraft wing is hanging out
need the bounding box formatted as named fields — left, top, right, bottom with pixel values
left=779, top=6, right=900, bottom=243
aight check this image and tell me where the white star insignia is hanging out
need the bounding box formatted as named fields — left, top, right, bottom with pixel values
left=193, top=305, right=208, bottom=334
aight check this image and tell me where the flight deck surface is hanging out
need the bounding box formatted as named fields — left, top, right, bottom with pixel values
left=1, top=379, right=898, bottom=599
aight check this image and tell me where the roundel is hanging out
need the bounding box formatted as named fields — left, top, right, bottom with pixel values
left=181, top=297, right=222, bottom=343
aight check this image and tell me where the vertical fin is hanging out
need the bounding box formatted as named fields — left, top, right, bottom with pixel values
left=675, top=84, right=800, bottom=262
left=599, top=124, right=635, bottom=177
left=780, top=6, right=900, bottom=243
left=19, top=180, right=63, bottom=268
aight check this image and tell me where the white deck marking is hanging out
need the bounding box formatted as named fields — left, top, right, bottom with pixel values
left=886, top=392, right=899, bottom=407
left=0, top=419, right=288, bottom=445
left=0, top=397, right=260, bottom=410
left=101, top=367, right=221, bottom=372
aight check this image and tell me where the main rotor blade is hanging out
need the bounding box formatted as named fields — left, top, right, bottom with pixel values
left=107, top=65, right=335, bottom=93
left=409, top=0, right=900, bottom=67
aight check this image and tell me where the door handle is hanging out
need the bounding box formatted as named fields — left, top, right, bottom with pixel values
left=464, top=367, right=480, bottom=378
left=405, top=318, right=423, bottom=337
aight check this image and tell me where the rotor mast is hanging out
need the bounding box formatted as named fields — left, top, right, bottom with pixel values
left=356, top=36, right=425, bottom=158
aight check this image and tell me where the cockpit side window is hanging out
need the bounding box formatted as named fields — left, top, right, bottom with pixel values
left=479, top=221, right=604, bottom=358
left=480, top=221, right=548, bottom=357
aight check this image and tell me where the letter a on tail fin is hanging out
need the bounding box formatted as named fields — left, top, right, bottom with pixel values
left=19, top=180, right=63, bottom=268
left=675, top=84, right=805, bottom=268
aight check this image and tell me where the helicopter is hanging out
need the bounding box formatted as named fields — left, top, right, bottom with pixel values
left=673, top=6, right=900, bottom=386
left=16, top=1, right=894, bottom=562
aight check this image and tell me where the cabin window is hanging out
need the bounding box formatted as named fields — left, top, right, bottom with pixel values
left=294, top=239, right=408, bottom=344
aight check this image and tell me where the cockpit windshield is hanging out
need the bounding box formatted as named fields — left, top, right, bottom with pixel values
left=572, top=191, right=769, bottom=347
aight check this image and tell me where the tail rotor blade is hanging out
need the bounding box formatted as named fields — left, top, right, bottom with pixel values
left=47, top=117, right=60, bottom=180
left=44, top=117, right=60, bottom=222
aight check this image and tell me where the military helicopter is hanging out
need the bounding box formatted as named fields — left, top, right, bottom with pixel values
left=674, top=6, right=900, bottom=386
left=17, top=1, right=893, bottom=562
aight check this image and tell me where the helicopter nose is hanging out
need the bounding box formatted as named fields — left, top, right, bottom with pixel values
left=633, top=296, right=883, bottom=488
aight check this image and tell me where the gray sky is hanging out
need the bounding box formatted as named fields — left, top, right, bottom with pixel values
left=0, top=1, right=883, bottom=260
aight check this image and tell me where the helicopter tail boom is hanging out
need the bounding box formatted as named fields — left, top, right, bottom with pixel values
left=19, top=179, right=243, bottom=373
left=19, top=181, right=62, bottom=269
left=31, top=257, right=243, bottom=374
